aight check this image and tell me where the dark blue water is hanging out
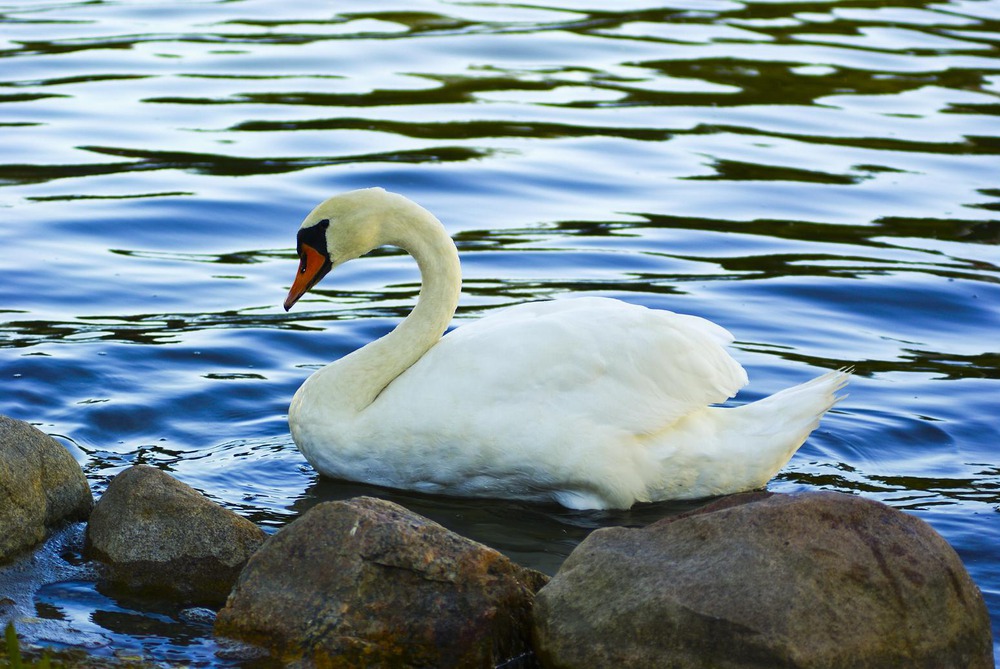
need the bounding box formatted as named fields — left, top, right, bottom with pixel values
left=1, top=0, right=998, bottom=664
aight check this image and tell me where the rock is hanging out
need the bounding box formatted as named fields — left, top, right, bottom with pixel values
left=216, top=496, right=549, bottom=667
left=85, top=465, right=267, bottom=604
left=533, top=490, right=994, bottom=669
left=0, top=415, right=93, bottom=563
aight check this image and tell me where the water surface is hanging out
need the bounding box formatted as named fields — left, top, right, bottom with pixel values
left=1, top=0, right=999, bottom=664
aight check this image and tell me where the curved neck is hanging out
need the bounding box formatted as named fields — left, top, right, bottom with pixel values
left=305, top=203, right=461, bottom=414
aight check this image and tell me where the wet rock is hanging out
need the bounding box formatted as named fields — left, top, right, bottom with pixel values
left=86, top=465, right=266, bottom=604
left=216, top=496, right=549, bottom=668
left=0, top=415, right=93, bottom=563
left=533, top=490, right=993, bottom=669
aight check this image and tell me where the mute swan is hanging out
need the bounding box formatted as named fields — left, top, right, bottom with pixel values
left=283, top=188, right=848, bottom=510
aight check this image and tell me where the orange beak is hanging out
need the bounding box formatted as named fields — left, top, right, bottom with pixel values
left=284, top=244, right=330, bottom=311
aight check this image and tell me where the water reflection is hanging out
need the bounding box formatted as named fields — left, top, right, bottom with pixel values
left=293, top=476, right=714, bottom=576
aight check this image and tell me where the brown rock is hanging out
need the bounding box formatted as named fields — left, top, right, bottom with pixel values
left=86, top=465, right=266, bottom=604
left=533, top=490, right=993, bottom=669
left=0, top=415, right=92, bottom=563
left=216, top=496, right=548, bottom=667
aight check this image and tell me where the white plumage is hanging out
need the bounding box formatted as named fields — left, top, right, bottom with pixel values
left=284, top=188, right=848, bottom=510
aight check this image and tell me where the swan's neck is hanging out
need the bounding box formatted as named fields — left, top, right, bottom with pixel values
left=303, top=205, right=461, bottom=415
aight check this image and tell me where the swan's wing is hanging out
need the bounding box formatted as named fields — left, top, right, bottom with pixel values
left=388, top=297, right=748, bottom=435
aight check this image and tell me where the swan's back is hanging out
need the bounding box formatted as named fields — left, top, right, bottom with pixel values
left=406, top=297, right=748, bottom=434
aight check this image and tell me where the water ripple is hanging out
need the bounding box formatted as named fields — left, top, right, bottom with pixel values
left=1, top=0, right=999, bottom=662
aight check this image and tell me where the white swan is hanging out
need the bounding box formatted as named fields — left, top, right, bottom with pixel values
left=283, top=188, right=848, bottom=510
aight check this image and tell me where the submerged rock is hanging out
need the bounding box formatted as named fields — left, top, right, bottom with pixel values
left=216, top=496, right=548, bottom=668
left=86, top=465, right=266, bottom=604
left=0, top=415, right=93, bottom=563
left=533, top=490, right=993, bottom=669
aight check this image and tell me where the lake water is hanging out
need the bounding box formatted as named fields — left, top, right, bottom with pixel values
left=1, top=0, right=998, bottom=665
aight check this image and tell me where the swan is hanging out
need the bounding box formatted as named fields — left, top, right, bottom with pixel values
left=283, top=188, right=848, bottom=510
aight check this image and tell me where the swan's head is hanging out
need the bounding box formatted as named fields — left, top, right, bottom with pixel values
left=284, top=188, right=396, bottom=311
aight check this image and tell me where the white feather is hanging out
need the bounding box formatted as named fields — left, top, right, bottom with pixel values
left=286, top=189, right=849, bottom=510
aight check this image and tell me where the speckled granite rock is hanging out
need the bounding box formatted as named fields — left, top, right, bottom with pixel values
left=0, top=415, right=92, bottom=563
left=216, top=496, right=549, bottom=667
left=533, top=490, right=993, bottom=669
left=86, top=464, right=266, bottom=604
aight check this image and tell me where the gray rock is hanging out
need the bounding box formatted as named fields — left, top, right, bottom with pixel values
left=216, top=496, right=549, bottom=668
left=533, top=490, right=993, bottom=669
left=86, top=465, right=266, bottom=604
left=0, top=415, right=92, bottom=563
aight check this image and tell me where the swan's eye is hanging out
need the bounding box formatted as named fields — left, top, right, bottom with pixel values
left=296, top=219, right=331, bottom=261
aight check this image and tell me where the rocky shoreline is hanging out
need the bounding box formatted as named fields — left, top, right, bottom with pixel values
left=0, top=414, right=994, bottom=668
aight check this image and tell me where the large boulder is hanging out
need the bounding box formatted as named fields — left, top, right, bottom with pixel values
left=86, top=465, right=267, bottom=604
left=0, top=415, right=92, bottom=563
left=216, top=496, right=549, bottom=667
left=533, top=490, right=993, bottom=669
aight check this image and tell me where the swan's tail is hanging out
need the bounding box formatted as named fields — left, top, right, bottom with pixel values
left=726, top=367, right=850, bottom=482
left=648, top=368, right=850, bottom=500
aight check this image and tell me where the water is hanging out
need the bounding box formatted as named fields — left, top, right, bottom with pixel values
left=1, top=0, right=998, bottom=664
